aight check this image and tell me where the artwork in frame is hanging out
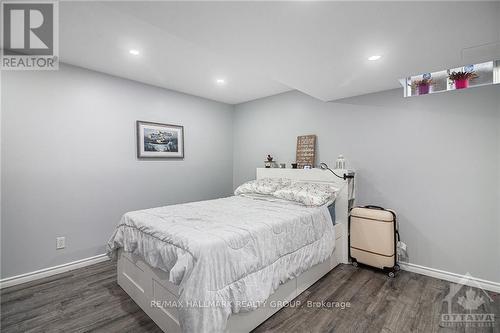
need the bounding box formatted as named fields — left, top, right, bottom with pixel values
left=296, top=134, right=316, bottom=169
left=136, top=121, right=184, bottom=159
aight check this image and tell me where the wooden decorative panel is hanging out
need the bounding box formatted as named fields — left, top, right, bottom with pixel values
left=296, top=135, right=316, bottom=169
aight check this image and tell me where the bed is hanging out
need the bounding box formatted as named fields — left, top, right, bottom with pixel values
left=107, top=168, right=353, bottom=333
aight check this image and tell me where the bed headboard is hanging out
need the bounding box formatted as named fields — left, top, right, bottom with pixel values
left=256, top=167, right=353, bottom=264
left=257, top=167, right=346, bottom=186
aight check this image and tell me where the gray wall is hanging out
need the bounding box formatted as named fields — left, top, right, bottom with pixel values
left=233, top=87, right=500, bottom=282
left=1, top=64, right=234, bottom=278
left=2, top=64, right=499, bottom=283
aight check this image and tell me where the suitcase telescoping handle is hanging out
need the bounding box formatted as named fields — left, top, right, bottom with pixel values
left=363, top=205, right=385, bottom=210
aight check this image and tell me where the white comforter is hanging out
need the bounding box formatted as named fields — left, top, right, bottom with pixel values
left=107, top=195, right=335, bottom=333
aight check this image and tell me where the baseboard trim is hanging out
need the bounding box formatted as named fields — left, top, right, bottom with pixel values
left=399, top=262, right=500, bottom=293
left=2, top=255, right=498, bottom=293
left=0, top=254, right=109, bottom=289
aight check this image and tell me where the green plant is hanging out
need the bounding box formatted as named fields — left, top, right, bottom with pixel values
left=411, top=78, right=433, bottom=87
left=448, top=71, right=478, bottom=81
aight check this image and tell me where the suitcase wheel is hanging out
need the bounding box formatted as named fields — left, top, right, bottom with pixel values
left=352, top=261, right=359, bottom=268
left=394, top=264, right=400, bottom=271
left=388, top=271, right=395, bottom=278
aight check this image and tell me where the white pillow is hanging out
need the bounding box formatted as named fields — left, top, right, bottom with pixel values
left=234, top=178, right=291, bottom=196
left=273, top=182, right=338, bottom=206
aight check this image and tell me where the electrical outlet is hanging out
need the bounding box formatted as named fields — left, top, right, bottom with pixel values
left=56, top=237, right=65, bottom=249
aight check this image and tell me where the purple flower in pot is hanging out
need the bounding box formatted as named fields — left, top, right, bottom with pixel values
left=412, top=79, right=433, bottom=95
left=448, top=70, right=478, bottom=90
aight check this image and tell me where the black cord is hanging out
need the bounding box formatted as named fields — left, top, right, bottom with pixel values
left=325, top=167, right=354, bottom=180
left=325, top=167, right=344, bottom=179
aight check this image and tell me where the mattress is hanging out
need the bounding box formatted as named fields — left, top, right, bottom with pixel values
left=107, top=195, right=335, bottom=333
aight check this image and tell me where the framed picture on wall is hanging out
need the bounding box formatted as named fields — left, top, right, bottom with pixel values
left=136, top=121, right=184, bottom=159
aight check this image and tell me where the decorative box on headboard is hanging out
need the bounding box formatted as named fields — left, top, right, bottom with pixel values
left=296, top=135, right=316, bottom=169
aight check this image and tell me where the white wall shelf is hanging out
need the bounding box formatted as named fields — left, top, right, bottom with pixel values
left=402, top=60, right=500, bottom=97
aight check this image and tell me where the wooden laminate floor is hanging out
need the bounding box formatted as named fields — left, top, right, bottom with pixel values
left=1, top=261, right=498, bottom=333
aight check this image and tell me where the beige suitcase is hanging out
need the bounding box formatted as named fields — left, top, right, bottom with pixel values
left=349, top=205, right=400, bottom=277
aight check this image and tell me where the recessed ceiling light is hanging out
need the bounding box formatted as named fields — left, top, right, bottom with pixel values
left=368, top=55, right=382, bottom=61
left=129, top=49, right=140, bottom=56
left=215, top=78, right=226, bottom=85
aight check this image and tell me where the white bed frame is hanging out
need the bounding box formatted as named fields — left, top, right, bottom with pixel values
left=117, top=168, right=353, bottom=333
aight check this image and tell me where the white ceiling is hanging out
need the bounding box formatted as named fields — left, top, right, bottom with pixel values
left=60, top=1, right=500, bottom=104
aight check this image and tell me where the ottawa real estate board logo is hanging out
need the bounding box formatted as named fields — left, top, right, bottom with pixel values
left=441, top=273, right=496, bottom=328
left=1, top=1, right=59, bottom=70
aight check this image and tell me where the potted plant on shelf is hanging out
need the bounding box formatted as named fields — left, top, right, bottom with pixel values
left=412, top=79, right=433, bottom=95
left=448, top=70, right=478, bottom=89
